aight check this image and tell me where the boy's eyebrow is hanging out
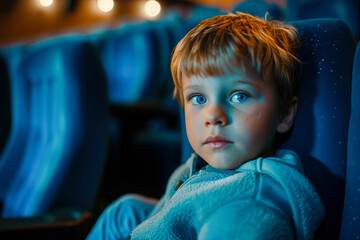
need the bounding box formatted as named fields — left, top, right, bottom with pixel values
left=182, top=84, right=201, bottom=92
left=232, top=80, right=262, bottom=89
left=182, top=80, right=262, bottom=92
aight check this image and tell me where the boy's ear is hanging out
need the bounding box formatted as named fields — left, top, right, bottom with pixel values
left=277, top=96, right=298, bottom=133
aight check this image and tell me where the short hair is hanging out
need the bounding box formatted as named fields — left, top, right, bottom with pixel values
left=171, top=12, right=301, bottom=112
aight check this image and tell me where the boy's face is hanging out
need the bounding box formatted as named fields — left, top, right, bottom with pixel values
left=183, top=72, right=294, bottom=170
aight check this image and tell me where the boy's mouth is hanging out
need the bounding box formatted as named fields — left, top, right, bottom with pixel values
left=204, top=136, right=233, bottom=149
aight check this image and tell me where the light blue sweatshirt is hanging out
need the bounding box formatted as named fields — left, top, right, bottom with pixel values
left=131, top=150, right=325, bottom=240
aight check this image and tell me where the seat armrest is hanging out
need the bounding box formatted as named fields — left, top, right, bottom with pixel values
left=0, top=208, right=94, bottom=239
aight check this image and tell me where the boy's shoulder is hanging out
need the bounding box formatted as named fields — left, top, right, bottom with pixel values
left=236, top=150, right=325, bottom=240
left=176, top=150, right=324, bottom=240
left=237, top=149, right=304, bottom=175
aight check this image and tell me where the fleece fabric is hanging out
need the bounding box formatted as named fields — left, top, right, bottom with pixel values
left=130, top=150, right=325, bottom=240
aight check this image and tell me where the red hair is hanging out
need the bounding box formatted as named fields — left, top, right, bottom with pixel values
left=171, top=12, right=301, bottom=110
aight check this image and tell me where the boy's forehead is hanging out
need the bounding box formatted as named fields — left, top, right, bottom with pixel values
left=182, top=71, right=266, bottom=90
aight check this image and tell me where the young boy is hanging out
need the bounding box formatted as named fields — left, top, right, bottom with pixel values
left=87, top=12, right=324, bottom=240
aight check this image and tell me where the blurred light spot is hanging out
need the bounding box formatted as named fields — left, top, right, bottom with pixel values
left=97, top=0, right=114, bottom=13
left=145, top=0, right=161, bottom=17
left=39, top=0, right=54, bottom=7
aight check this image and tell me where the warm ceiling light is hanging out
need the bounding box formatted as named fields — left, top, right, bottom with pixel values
left=39, top=0, right=54, bottom=7
left=145, top=0, right=161, bottom=17
left=97, top=0, right=114, bottom=13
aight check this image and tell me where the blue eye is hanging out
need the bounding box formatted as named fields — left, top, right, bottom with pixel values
left=191, top=95, right=207, bottom=105
left=230, top=92, right=249, bottom=103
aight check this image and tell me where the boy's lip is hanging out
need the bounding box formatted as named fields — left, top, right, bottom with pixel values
left=204, top=136, right=233, bottom=148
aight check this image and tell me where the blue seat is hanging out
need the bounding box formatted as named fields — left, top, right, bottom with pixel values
left=95, top=17, right=184, bottom=202
left=282, top=18, right=357, bottom=240
left=0, top=36, right=109, bottom=217
left=100, top=24, right=158, bottom=104
left=286, top=0, right=359, bottom=38
left=180, top=18, right=357, bottom=239
left=233, top=0, right=285, bottom=20
left=152, top=14, right=184, bottom=110
left=100, top=16, right=182, bottom=106
left=0, top=45, right=29, bottom=211
left=340, top=42, right=360, bottom=240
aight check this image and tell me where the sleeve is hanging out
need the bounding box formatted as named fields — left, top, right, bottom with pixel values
left=86, top=194, right=157, bottom=240
left=197, top=200, right=295, bottom=240
left=148, top=154, right=197, bottom=217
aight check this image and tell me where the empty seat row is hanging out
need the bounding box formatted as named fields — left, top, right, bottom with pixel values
left=0, top=36, right=109, bottom=217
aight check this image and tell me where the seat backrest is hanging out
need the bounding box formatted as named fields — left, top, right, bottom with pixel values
left=151, top=15, right=183, bottom=110
left=340, top=42, right=360, bottom=240
left=179, top=18, right=357, bottom=239
left=0, top=45, right=29, bottom=204
left=100, top=16, right=182, bottom=105
left=0, top=36, right=109, bottom=217
left=286, top=0, right=359, bottom=38
left=100, top=23, right=158, bottom=104
left=233, top=0, right=285, bottom=20
left=281, top=19, right=356, bottom=239
left=98, top=16, right=184, bottom=117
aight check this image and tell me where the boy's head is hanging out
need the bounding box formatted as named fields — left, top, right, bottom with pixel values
left=172, top=12, right=301, bottom=113
left=171, top=12, right=301, bottom=169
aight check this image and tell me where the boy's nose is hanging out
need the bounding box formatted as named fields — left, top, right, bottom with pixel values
left=204, top=104, right=229, bottom=127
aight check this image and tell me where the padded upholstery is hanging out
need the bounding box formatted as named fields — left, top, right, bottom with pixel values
left=282, top=18, right=357, bottom=240
left=100, top=24, right=157, bottom=104
left=340, top=42, right=360, bottom=240
left=0, top=36, right=109, bottom=217
left=100, top=16, right=182, bottom=106
left=180, top=18, right=357, bottom=239
left=0, top=45, right=28, bottom=206
left=286, top=0, right=359, bottom=38
left=96, top=17, right=184, bottom=202
left=233, top=0, right=285, bottom=20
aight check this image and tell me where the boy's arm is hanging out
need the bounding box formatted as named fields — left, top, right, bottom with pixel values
left=198, top=200, right=294, bottom=240
left=148, top=154, right=197, bottom=217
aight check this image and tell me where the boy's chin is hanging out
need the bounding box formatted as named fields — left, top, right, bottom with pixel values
left=205, top=157, right=244, bottom=170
